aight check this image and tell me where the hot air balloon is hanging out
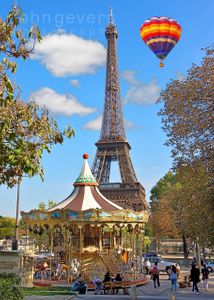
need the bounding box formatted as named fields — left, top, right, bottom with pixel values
left=140, top=16, right=182, bottom=67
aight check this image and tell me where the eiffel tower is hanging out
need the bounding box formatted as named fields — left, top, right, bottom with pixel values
left=92, top=10, right=149, bottom=212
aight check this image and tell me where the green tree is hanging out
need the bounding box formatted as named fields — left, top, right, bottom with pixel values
left=0, top=216, right=15, bottom=238
left=150, top=171, right=177, bottom=211
left=38, top=201, right=46, bottom=210
left=0, top=4, right=75, bottom=188
left=171, top=162, right=214, bottom=249
left=158, top=48, right=213, bottom=175
left=149, top=172, right=180, bottom=251
left=0, top=216, right=27, bottom=238
left=47, top=200, right=57, bottom=209
left=37, top=200, right=57, bottom=210
left=158, top=48, right=214, bottom=249
left=0, top=273, right=23, bottom=300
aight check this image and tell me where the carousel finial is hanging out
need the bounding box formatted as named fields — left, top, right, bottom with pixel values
left=83, top=153, right=89, bottom=159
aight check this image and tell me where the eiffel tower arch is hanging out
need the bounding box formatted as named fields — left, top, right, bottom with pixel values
left=92, top=11, right=149, bottom=212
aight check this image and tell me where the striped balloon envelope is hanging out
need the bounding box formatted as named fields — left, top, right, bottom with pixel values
left=140, top=16, right=182, bottom=67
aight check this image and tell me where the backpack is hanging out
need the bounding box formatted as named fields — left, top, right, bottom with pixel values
left=151, top=266, right=158, bottom=275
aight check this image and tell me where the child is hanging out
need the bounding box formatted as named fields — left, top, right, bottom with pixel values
left=151, top=262, right=160, bottom=288
left=170, top=265, right=177, bottom=291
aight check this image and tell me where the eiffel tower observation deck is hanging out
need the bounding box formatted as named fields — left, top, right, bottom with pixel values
left=92, top=9, right=149, bottom=212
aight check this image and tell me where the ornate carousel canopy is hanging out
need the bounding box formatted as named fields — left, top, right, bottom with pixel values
left=48, top=153, right=122, bottom=212
left=21, top=154, right=149, bottom=225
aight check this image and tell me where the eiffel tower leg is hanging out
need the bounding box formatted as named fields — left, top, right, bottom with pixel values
left=92, top=151, right=111, bottom=183
left=116, top=143, right=138, bottom=183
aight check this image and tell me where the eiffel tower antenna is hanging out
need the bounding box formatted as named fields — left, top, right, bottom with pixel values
left=92, top=12, right=149, bottom=212
left=109, top=7, right=113, bottom=23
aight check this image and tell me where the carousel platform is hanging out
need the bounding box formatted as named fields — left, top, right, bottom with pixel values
left=33, top=274, right=149, bottom=290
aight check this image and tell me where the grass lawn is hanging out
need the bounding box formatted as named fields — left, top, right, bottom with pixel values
left=23, top=286, right=76, bottom=297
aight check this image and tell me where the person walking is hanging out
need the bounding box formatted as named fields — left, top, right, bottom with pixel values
left=170, top=265, right=177, bottom=292
left=201, top=264, right=209, bottom=291
left=151, top=262, right=160, bottom=288
left=144, top=259, right=151, bottom=275
left=192, top=257, right=197, bottom=265
left=190, top=264, right=200, bottom=294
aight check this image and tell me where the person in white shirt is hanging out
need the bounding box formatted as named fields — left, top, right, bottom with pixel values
left=144, top=259, right=151, bottom=275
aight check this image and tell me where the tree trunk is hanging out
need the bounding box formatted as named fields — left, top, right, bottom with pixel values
left=182, top=234, right=188, bottom=266
left=196, top=238, right=201, bottom=270
left=202, top=247, right=206, bottom=264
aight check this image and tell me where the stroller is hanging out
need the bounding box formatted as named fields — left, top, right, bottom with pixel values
left=94, top=278, right=103, bottom=295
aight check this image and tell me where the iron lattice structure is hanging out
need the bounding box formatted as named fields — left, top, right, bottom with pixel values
left=92, top=16, right=149, bottom=212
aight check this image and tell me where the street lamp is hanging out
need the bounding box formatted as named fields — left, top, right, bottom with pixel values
left=12, top=179, right=21, bottom=250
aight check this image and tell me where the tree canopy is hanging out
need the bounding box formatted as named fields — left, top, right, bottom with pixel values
left=0, top=216, right=15, bottom=238
left=149, top=172, right=180, bottom=240
left=158, top=48, right=214, bottom=173
left=156, top=48, right=214, bottom=248
left=37, top=200, right=57, bottom=210
left=150, top=171, right=177, bottom=211
left=0, top=4, right=75, bottom=187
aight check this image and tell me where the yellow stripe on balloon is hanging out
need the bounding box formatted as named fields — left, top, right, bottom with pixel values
left=141, top=28, right=181, bottom=39
left=141, top=25, right=181, bottom=37
left=159, top=25, right=178, bottom=30
left=146, top=38, right=177, bottom=45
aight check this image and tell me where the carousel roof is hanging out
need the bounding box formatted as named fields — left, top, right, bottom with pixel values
left=48, top=154, right=122, bottom=212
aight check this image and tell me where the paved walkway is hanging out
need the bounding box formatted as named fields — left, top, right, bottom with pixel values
left=136, top=272, right=214, bottom=299
left=74, top=272, right=214, bottom=299
left=24, top=272, right=214, bottom=300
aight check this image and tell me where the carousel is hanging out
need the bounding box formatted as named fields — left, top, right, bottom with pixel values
left=21, top=154, right=149, bottom=284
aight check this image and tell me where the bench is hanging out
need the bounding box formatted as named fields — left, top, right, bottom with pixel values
left=103, top=282, right=129, bottom=295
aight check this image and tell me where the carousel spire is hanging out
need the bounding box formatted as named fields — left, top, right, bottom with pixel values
left=74, top=154, right=97, bottom=186
left=48, top=154, right=122, bottom=211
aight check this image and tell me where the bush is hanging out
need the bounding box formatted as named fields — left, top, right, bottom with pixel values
left=0, top=273, right=23, bottom=300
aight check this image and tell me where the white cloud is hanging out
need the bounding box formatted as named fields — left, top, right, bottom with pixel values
left=29, top=87, right=96, bottom=116
left=125, top=119, right=144, bottom=131
left=175, top=71, right=186, bottom=81
left=121, top=70, right=161, bottom=105
left=121, top=70, right=138, bottom=85
left=83, top=115, right=102, bottom=131
left=32, top=32, right=106, bottom=77
left=83, top=115, right=140, bottom=131
left=124, top=119, right=134, bottom=129
left=70, top=79, right=80, bottom=88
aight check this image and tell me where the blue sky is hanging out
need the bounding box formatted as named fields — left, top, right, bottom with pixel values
left=0, top=0, right=213, bottom=217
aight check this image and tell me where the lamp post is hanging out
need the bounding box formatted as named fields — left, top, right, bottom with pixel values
left=12, top=179, right=21, bottom=250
